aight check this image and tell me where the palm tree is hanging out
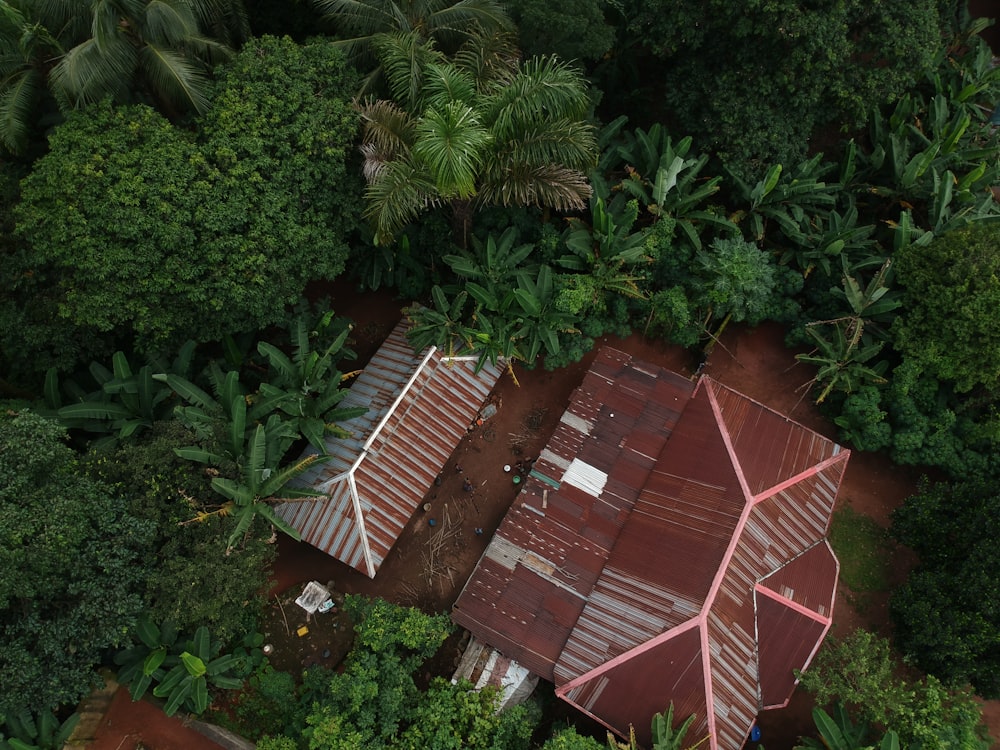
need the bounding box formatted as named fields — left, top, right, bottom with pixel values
left=0, top=0, right=247, bottom=152
left=0, top=0, right=84, bottom=152
left=310, top=0, right=513, bottom=61
left=359, top=30, right=597, bottom=245
left=50, top=0, right=244, bottom=114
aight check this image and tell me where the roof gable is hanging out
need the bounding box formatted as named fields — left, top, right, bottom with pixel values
left=454, top=349, right=848, bottom=749
left=278, top=318, right=502, bottom=577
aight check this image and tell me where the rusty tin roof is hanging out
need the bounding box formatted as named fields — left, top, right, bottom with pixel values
left=453, top=348, right=848, bottom=749
left=277, top=318, right=502, bottom=577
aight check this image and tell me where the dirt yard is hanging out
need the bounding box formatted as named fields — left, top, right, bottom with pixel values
left=88, top=284, right=1000, bottom=749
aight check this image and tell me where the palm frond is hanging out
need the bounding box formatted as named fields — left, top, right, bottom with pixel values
left=371, top=30, right=441, bottom=110
left=0, top=66, right=39, bottom=153
left=181, top=33, right=233, bottom=64
left=32, top=0, right=90, bottom=42
left=364, top=156, right=439, bottom=245
left=0, top=1, right=27, bottom=31
left=479, top=162, right=591, bottom=211
left=484, top=56, right=591, bottom=134
left=358, top=97, right=417, bottom=171
left=90, top=0, right=123, bottom=54
left=138, top=42, right=211, bottom=113
left=50, top=36, right=135, bottom=109
left=498, top=119, right=598, bottom=172
left=422, top=60, right=476, bottom=105
left=425, top=0, right=513, bottom=47
left=310, top=0, right=402, bottom=36
left=191, top=0, right=249, bottom=47
left=451, top=28, right=518, bottom=90
left=144, top=0, right=200, bottom=47
left=413, top=101, right=489, bottom=198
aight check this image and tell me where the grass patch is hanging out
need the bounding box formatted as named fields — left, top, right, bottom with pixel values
left=829, top=505, right=892, bottom=594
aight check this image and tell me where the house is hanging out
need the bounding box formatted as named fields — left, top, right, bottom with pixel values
left=276, top=317, right=503, bottom=578
left=452, top=347, right=849, bottom=748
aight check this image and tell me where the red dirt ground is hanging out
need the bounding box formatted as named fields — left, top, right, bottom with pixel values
left=88, top=285, right=1000, bottom=749
left=87, top=687, right=224, bottom=750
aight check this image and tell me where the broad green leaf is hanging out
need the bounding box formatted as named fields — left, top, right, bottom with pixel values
left=181, top=650, right=207, bottom=678
left=161, top=675, right=195, bottom=716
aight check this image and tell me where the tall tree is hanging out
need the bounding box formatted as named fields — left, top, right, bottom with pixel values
left=10, top=38, right=361, bottom=375
left=616, top=0, right=950, bottom=175
left=0, top=409, right=154, bottom=716
left=310, top=0, right=513, bottom=61
left=0, top=0, right=249, bottom=153
left=360, top=30, right=597, bottom=245
left=892, top=222, right=1000, bottom=394
left=891, top=477, right=1000, bottom=699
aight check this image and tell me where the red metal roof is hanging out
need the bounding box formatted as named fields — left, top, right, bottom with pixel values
left=277, top=318, right=502, bottom=577
left=453, top=349, right=848, bottom=749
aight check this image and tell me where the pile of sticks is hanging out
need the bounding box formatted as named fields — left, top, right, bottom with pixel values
left=422, top=502, right=464, bottom=593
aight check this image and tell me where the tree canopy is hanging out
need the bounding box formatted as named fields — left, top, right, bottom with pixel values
left=619, top=0, right=950, bottom=175
left=359, top=30, right=597, bottom=244
left=893, top=222, right=1000, bottom=394
left=0, top=0, right=250, bottom=154
left=0, top=409, right=154, bottom=716
left=891, top=477, right=1000, bottom=698
left=10, top=36, right=362, bottom=373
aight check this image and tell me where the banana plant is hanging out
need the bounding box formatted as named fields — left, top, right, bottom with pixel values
left=830, top=256, right=901, bottom=340
left=598, top=122, right=737, bottom=249
left=254, top=312, right=367, bottom=452
left=728, top=154, right=840, bottom=243
left=512, top=264, right=579, bottom=362
left=796, top=324, right=888, bottom=405
left=778, top=205, right=878, bottom=279
left=0, top=709, right=80, bottom=750
left=605, top=703, right=704, bottom=750
left=558, top=196, right=651, bottom=312
left=115, top=616, right=181, bottom=703
left=794, top=703, right=900, bottom=750
left=155, top=363, right=291, bottom=464
left=207, top=422, right=328, bottom=549
left=152, top=625, right=243, bottom=716
left=42, top=341, right=196, bottom=447
left=443, top=227, right=536, bottom=289
left=116, top=617, right=246, bottom=717
left=405, top=286, right=477, bottom=356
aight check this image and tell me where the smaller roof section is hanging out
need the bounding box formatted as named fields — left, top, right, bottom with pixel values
left=277, top=317, right=503, bottom=577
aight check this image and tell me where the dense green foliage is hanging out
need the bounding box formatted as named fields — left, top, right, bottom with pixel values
left=0, top=409, right=154, bottom=716
left=81, top=420, right=276, bottom=643
left=198, top=34, right=364, bottom=291
left=0, top=0, right=249, bottom=154
left=893, top=222, right=1000, bottom=394
left=245, top=597, right=539, bottom=749
left=798, top=629, right=990, bottom=748
left=619, top=0, right=953, bottom=176
left=6, top=37, right=361, bottom=380
left=503, top=0, right=614, bottom=62
left=2, top=0, right=1000, bottom=742
left=891, top=477, right=1000, bottom=698
left=115, top=618, right=245, bottom=716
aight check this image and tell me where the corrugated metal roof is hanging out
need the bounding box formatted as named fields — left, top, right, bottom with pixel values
left=453, top=349, right=695, bottom=678
left=453, top=349, right=848, bottom=749
left=277, top=318, right=502, bottom=577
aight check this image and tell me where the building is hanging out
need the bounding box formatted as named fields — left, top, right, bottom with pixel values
left=277, top=318, right=503, bottom=578
left=453, top=347, right=848, bottom=748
